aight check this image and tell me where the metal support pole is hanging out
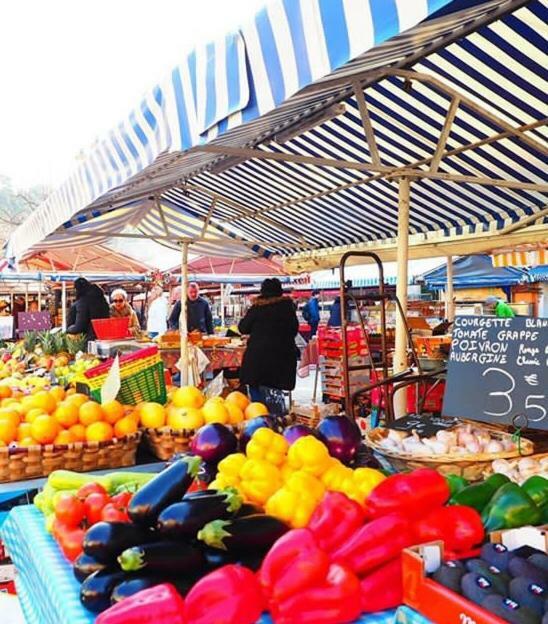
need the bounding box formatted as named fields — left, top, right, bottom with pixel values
left=25, top=283, right=29, bottom=311
left=220, top=283, right=225, bottom=328
left=394, top=177, right=410, bottom=417
left=38, top=278, right=42, bottom=310
left=179, top=243, right=189, bottom=386
left=61, top=281, right=67, bottom=330
left=446, top=255, right=455, bottom=322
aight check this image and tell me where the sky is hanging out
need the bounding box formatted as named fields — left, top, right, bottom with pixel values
left=0, top=0, right=265, bottom=189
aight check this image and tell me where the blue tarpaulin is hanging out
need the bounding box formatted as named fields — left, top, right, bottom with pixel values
left=422, top=255, right=528, bottom=288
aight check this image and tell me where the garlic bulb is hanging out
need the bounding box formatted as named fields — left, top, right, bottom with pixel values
left=485, top=440, right=504, bottom=454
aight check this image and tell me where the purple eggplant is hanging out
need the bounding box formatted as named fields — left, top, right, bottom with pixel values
left=239, top=416, right=274, bottom=451
left=190, top=424, right=237, bottom=464
left=283, top=424, right=317, bottom=445
left=316, top=416, right=361, bottom=465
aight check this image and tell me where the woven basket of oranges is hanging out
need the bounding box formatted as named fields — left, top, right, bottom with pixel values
left=0, top=386, right=142, bottom=482
left=140, top=387, right=270, bottom=461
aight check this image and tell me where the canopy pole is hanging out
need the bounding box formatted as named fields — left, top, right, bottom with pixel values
left=394, top=177, right=410, bottom=418
left=446, top=255, right=455, bottom=322
left=38, top=278, right=42, bottom=310
left=220, top=283, right=225, bottom=329
left=25, top=283, right=29, bottom=311
left=61, top=281, right=67, bottom=331
left=179, top=243, right=189, bottom=387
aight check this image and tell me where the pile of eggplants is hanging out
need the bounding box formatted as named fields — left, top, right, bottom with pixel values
left=75, top=454, right=289, bottom=614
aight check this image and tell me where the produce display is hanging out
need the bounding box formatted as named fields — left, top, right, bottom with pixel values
left=492, top=457, right=548, bottom=484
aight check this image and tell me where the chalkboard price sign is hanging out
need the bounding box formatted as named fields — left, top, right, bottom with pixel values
left=389, top=414, right=459, bottom=437
left=443, top=316, right=548, bottom=430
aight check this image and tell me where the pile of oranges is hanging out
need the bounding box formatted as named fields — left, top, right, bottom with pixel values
left=0, top=385, right=138, bottom=448
left=135, top=386, right=269, bottom=431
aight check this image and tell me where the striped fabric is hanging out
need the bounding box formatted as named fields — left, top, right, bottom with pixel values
left=492, top=248, right=547, bottom=267
left=5, top=0, right=548, bottom=263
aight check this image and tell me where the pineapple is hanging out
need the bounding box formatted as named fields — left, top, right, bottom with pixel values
left=66, top=333, right=87, bottom=356
left=53, top=332, right=68, bottom=355
left=23, top=331, right=39, bottom=354
left=39, top=331, right=57, bottom=356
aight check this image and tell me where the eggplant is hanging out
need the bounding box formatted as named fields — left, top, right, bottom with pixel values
left=73, top=552, right=108, bottom=583
left=83, top=521, right=151, bottom=563
left=157, top=490, right=242, bottom=538
left=80, top=568, right=126, bottom=613
left=201, top=545, right=235, bottom=571
left=128, top=455, right=202, bottom=526
left=111, top=575, right=165, bottom=604
left=118, top=541, right=205, bottom=575
left=235, top=502, right=263, bottom=518
left=197, top=514, right=289, bottom=553
left=183, top=489, right=222, bottom=499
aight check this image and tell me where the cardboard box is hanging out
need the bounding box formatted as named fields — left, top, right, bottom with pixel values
left=402, top=526, right=547, bottom=624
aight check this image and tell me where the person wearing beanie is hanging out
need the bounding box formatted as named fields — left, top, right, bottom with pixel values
left=238, top=278, right=299, bottom=413
left=484, top=295, right=515, bottom=318
left=67, top=277, right=110, bottom=342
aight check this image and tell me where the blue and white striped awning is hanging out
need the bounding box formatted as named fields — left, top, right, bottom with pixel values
left=6, top=0, right=547, bottom=263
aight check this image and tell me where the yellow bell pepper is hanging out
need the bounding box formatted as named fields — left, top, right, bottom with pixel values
left=239, top=458, right=282, bottom=505
left=280, top=462, right=295, bottom=482
left=353, top=467, right=386, bottom=500
left=216, top=452, right=247, bottom=486
left=265, top=487, right=318, bottom=528
left=246, top=428, right=289, bottom=466
left=287, top=436, right=332, bottom=477
left=285, top=470, right=325, bottom=502
left=209, top=475, right=231, bottom=490
left=321, top=460, right=353, bottom=491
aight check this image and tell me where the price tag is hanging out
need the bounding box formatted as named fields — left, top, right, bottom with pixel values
left=100, top=355, right=121, bottom=404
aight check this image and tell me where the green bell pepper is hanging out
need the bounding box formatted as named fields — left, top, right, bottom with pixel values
left=521, top=475, right=548, bottom=509
left=481, top=482, right=542, bottom=532
left=451, top=473, right=510, bottom=512
left=445, top=474, right=469, bottom=497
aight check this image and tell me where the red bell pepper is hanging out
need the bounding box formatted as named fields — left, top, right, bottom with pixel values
left=259, top=528, right=330, bottom=602
left=271, top=563, right=362, bottom=624
left=365, top=468, right=450, bottom=520
left=412, top=504, right=484, bottom=553
left=183, top=564, right=264, bottom=624
left=96, top=583, right=184, bottom=624
left=360, top=557, right=403, bottom=613
left=308, top=492, right=364, bottom=553
left=331, top=513, right=413, bottom=576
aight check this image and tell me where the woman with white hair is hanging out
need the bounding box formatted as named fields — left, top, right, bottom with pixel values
left=146, top=285, right=168, bottom=337
left=110, top=288, right=141, bottom=335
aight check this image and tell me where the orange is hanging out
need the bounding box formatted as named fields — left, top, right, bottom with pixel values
left=1, top=397, right=18, bottom=408
left=0, top=385, right=12, bottom=399
left=167, top=406, right=204, bottom=430
left=172, top=386, right=205, bottom=409
left=114, top=416, right=138, bottom=438
left=225, top=402, right=244, bottom=425
left=102, top=400, right=125, bottom=425
left=49, top=386, right=66, bottom=403
left=54, top=430, right=75, bottom=445
left=225, top=391, right=250, bottom=411
left=17, top=422, right=33, bottom=440
left=32, top=391, right=57, bottom=414
left=12, top=390, right=24, bottom=400
left=53, top=401, right=79, bottom=428
left=0, top=419, right=17, bottom=444
left=20, top=395, right=39, bottom=415
left=245, top=402, right=269, bottom=420
left=0, top=408, right=20, bottom=428
left=139, top=403, right=166, bottom=429
left=202, top=399, right=230, bottom=425
left=68, top=423, right=86, bottom=442
left=30, top=415, right=59, bottom=444
left=25, top=408, right=46, bottom=424
left=66, top=393, right=89, bottom=408
left=79, top=401, right=104, bottom=426
left=85, top=421, right=114, bottom=443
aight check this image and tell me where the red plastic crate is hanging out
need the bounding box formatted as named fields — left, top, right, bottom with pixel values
left=91, top=317, right=130, bottom=340
left=406, top=380, right=446, bottom=413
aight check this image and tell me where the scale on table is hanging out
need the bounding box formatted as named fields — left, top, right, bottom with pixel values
left=88, top=339, right=153, bottom=359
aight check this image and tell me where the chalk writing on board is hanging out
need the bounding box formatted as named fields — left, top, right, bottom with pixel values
left=443, top=316, right=547, bottom=430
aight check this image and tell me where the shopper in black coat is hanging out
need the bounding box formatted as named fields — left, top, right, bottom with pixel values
left=67, top=277, right=110, bottom=342
left=238, top=279, right=299, bottom=409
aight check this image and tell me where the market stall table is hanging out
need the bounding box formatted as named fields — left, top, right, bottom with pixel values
left=2, top=506, right=432, bottom=624
left=160, top=345, right=245, bottom=374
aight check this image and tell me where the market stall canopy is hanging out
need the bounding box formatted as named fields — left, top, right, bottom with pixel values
left=185, top=255, right=285, bottom=276
left=5, top=0, right=547, bottom=266
left=528, top=265, right=548, bottom=282
left=492, top=245, right=547, bottom=267
left=14, top=244, right=151, bottom=274
left=420, top=254, right=528, bottom=288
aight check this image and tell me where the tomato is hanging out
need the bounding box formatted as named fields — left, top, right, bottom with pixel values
left=77, top=482, right=108, bottom=500
left=54, top=493, right=86, bottom=527
left=101, top=503, right=130, bottom=523
left=58, top=526, right=85, bottom=562
left=84, top=492, right=110, bottom=526
left=110, top=491, right=132, bottom=510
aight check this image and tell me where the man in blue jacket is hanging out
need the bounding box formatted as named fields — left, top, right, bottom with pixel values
left=303, top=290, right=321, bottom=336
left=168, top=282, right=214, bottom=334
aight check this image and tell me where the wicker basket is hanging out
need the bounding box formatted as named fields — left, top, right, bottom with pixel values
left=481, top=451, right=548, bottom=481
left=0, top=432, right=142, bottom=483
left=365, top=427, right=534, bottom=481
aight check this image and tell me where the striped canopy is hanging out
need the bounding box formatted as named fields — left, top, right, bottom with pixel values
left=492, top=246, right=547, bottom=267
left=6, top=0, right=547, bottom=264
